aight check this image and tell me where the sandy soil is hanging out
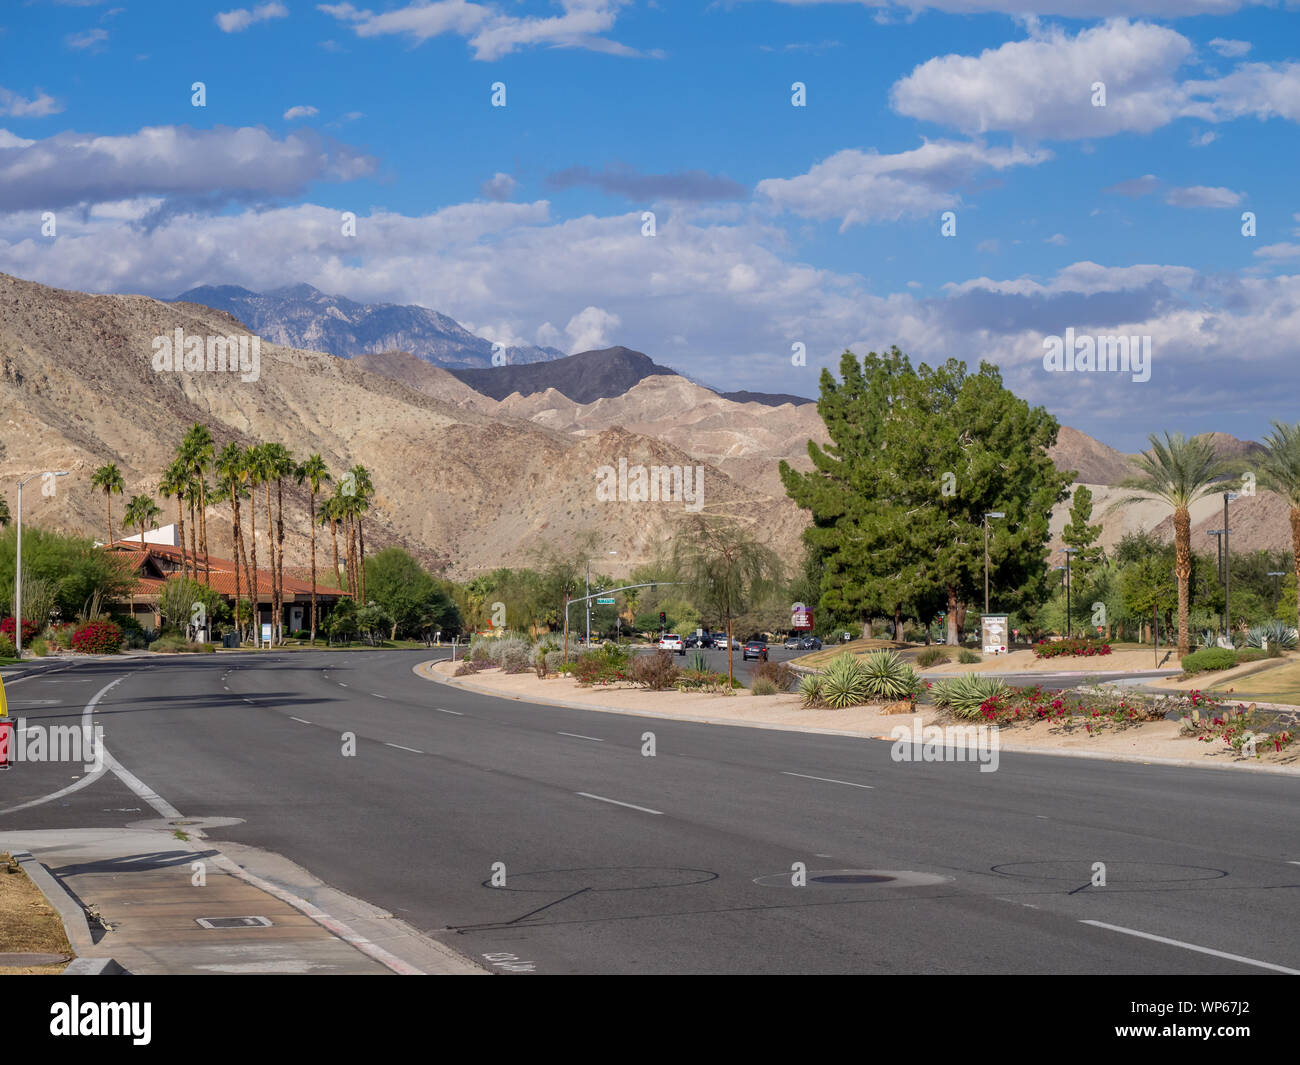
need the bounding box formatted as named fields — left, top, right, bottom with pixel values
left=918, top=648, right=1179, bottom=675
left=423, top=661, right=1299, bottom=771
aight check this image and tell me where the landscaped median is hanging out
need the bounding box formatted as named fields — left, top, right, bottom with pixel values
left=417, top=652, right=1299, bottom=772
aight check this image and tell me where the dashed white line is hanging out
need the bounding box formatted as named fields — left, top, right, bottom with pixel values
left=290, top=717, right=313, bottom=725
left=370, top=693, right=388, bottom=699
left=1079, top=920, right=1300, bottom=975
left=385, top=743, right=423, bottom=754
left=435, top=708, right=464, bottom=716
left=557, top=732, right=604, bottom=742
left=782, top=771, right=873, bottom=790
left=576, top=792, right=662, bottom=815
left=338, top=683, right=348, bottom=688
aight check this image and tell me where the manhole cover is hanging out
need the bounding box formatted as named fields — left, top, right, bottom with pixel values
left=811, top=874, right=896, bottom=884
left=196, top=916, right=272, bottom=929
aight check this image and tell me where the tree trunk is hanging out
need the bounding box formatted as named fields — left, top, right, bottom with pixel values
left=231, top=487, right=242, bottom=643
left=189, top=500, right=198, bottom=575
left=358, top=515, right=366, bottom=602
left=198, top=481, right=210, bottom=586
left=275, top=479, right=285, bottom=642
left=726, top=616, right=734, bottom=687
left=105, top=495, right=113, bottom=548
left=248, top=495, right=259, bottom=647
left=861, top=619, right=872, bottom=640
left=894, top=605, right=903, bottom=645
left=309, top=492, right=318, bottom=643
left=330, top=518, right=341, bottom=591
left=1174, top=504, right=1192, bottom=655
left=264, top=483, right=276, bottom=645
left=946, top=588, right=960, bottom=644
left=176, top=494, right=187, bottom=579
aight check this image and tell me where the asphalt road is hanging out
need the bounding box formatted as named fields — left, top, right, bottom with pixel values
left=2, top=650, right=1297, bottom=975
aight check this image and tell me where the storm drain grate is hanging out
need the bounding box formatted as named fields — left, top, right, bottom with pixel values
left=195, top=916, right=273, bottom=929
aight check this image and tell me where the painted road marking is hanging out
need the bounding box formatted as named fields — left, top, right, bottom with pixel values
left=290, top=717, right=313, bottom=725
left=385, top=743, right=423, bottom=754
left=371, top=693, right=388, bottom=699
left=782, top=771, right=873, bottom=790
left=576, top=792, right=663, bottom=815
left=435, top=708, right=464, bottom=716
left=558, top=732, right=604, bottom=742
left=1080, top=920, right=1300, bottom=975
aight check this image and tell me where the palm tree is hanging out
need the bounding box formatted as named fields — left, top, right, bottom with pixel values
left=1115, top=432, right=1234, bottom=655
left=91, top=463, right=125, bottom=545
left=216, top=443, right=248, bottom=642
left=347, top=465, right=374, bottom=601
left=298, top=455, right=331, bottom=642
left=1257, top=421, right=1300, bottom=630
left=124, top=494, right=162, bottom=548
left=319, top=494, right=343, bottom=592
left=243, top=446, right=265, bottom=647
left=181, top=425, right=215, bottom=585
left=264, top=443, right=296, bottom=643
left=158, top=459, right=189, bottom=578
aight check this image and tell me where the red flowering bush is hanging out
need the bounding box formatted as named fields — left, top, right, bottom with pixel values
left=71, top=620, right=124, bottom=655
left=0, top=617, right=40, bottom=644
left=1033, top=638, right=1112, bottom=659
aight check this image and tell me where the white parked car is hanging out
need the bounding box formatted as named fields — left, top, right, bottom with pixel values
left=658, top=633, right=686, bottom=655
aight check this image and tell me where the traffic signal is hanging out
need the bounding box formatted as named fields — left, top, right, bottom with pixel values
left=659, top=612, right=666, bottom=626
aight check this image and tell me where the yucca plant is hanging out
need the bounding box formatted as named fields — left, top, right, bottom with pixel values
left=798, top=672, right=824, bottom=707
left=820, top=652, right=871, bottom=709
left=930, top=672, right=1012, bottom=719
left=1199, top=629, right=1217, bottom=649
left=1247, top=621, right=1298, bottom=650
left=859, top=650, right=920, bottom=700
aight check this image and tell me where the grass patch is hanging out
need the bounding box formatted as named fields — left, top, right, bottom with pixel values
left=1208, top=659, right=1300, bottom=704
left=0, top=853, right=73, bottom=958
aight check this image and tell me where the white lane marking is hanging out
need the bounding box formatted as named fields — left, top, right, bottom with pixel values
left=338, top=683, right=348, bottom=688
left=103, top=750, right=181, bottom=819
left=371, top=693, right=388, bottom=699
left=1079, top=921, right=1300, bottom=975
left=435, top=708, right=464, bottom=716
left=576, top=792, right=662, bottom=815
left=290, top=717, right=313, bottom=725
left=1288, top=861, right=1300, bottom=866
left=557, top=732, right=604, bottom=742
left=782, top=771, right=874, bottom=790
left=0, top=675, right=124, bottom=816
left=385, top=743, right=423, bottom=754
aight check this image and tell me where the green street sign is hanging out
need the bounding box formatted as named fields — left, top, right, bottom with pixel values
left=595, top=597, right=615, bottom=605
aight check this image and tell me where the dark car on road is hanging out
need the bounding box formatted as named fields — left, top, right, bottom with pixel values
left=742, top=640, right=769, bottom=661
left=797, top=636, right=823, bottom=650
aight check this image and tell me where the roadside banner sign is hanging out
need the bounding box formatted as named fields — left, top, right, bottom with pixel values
left=792, top=604, right=814, bottom=630
left=981, top=614, right=1009, bottom=655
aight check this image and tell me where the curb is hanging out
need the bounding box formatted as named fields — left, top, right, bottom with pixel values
left=11, top=850, right=95, bottom=954
left=64, top=957, right=129, bottom=975
left=414, top=661, right=1300, bottom=777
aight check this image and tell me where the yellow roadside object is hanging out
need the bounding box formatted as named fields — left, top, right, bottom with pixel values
left=0, top=671, right=7, bottom=718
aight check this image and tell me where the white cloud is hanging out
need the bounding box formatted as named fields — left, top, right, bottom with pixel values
left=0, top=125, right=376, bottom=212
left=891, top=19, right=1300, bottom=141
left=757, top=139, right=1050, bottom=230
left=66, top=28, right=108, bottom=50
left=0, top=86, right=63, bottom=118
left=1164, top=185, right=1241, bottom=208
left=479, top=172, right=517, bottom=201
left=1254, top=243, right=1300, bottom=261
left=319, top=0, right=643, bottom=61
left=283, top=105, right=320, bottom=120
left=565, top=305, right=622, bottom=352
left=1208, top=37, right=1251, bottom=58
left=0, top=129, right=35, bottom=149
left=1045, top=233, right=1068, bottom=245
left=770, top=0, right=1260, bottom=15
left=216, top=2, right=289, bottom=33
left=1189, top=130, right=1218, bottom=146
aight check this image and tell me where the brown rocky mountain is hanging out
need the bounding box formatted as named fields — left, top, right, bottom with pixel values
left=0, top=273, right=807, bottom=580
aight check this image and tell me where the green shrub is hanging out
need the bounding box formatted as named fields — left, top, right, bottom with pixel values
left=820, top=653, right=870, bottom=709
left=1235, top=648, right=1268, bottom=663
left=916, top=647, right=949, bottom=668
left=751, top=677, right=779, bottom=696
left=50, top=625, right=74, bottom=650
left=958, top=648, right=982, bottom=664
left=0, top=634, right=15, bottom=659
left=859, top=651, right=920, bottom=700
left=754, top=659, right=794, bottom=691
left=30, top=637, right=48, bottom=657
left=148, top=633, right=214, bottom=654
left=1181, top=647, right=1237, bottom=674
left=929, top=673, right=1012, bottom=718
left=798, top=672, right=824, bottom=707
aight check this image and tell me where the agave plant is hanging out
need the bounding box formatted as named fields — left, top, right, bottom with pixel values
left=1198, top=629, right=1217, bottom=649
left=929, top=672, right=1012, bottom=719
left=1246, top=621, right=1298, bottom=650
left=819, top=652, right=870, bottom=709
left=859, top=650, right=920, bottom=700
left=798, top=672, right=824, bottom=707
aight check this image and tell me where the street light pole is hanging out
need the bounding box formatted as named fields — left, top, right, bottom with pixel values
left=1223, top=492, right=1237, bottom=640
left=14, top=471, right=68, bottom=658
left=584, top=550, right=618, bottom=645
left=983, top=512, right=1004, bottom=614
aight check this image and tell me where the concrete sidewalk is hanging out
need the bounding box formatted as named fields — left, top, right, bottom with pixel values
left=1, top=827, right=484, bottom=975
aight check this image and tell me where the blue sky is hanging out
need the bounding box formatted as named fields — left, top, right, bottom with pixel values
left=2, top=0, right=1299, bottom=449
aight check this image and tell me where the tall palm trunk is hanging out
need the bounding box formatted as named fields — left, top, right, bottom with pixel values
left=231, top=488, right=243, bottom=641
left=198, top=481, right=211, bottom=585
left=329, top=517, right=341, bottom=590
left=1291, top=506, right=1300, bottom=639
left=175, top=493, right=187, bottom=579
left=189, top=499, right=198, bottom=575
left=309, top=492, right=319, bottom=642
left=105, top=496, right=114, bottom=547
left=264, top=483, right=276, bottom=645
left=358, top=515, right=366, bottom=601
left=275, top=478, right=286, bottom=642
left=1174, top=505, right=1192, bottom=655
left=349, top=513, right=359, bottom=598
left=248, top=496, right=260, bottom=647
